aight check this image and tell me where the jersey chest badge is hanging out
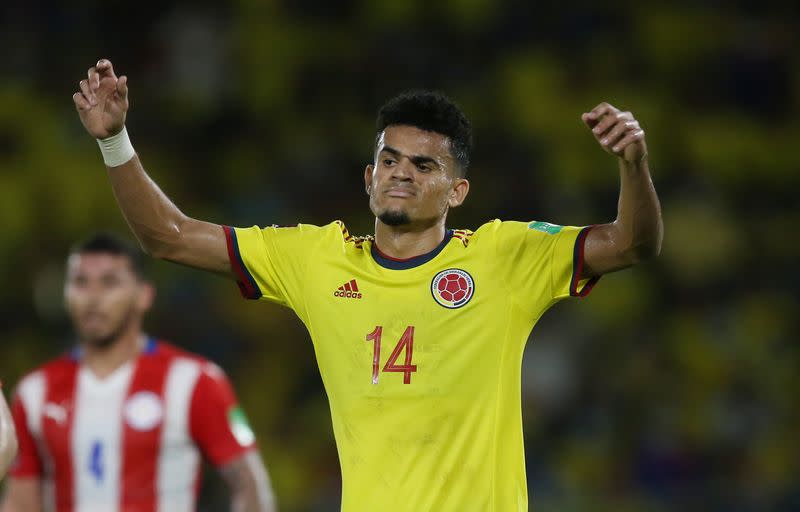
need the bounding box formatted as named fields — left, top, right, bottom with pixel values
left=431, top=268, right=475, bottom=309
left=124, top=391, right=164, bottom=431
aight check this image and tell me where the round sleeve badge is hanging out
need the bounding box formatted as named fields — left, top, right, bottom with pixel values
left=431, top=269, right=475, bottom=309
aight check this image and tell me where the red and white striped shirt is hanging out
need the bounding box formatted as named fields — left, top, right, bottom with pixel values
left=10, top=338, right=256, bottom=512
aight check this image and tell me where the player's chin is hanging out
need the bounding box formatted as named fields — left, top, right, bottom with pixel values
left=78, top=324, right=119, bottom=348
left=377, top=208, right=412, bottom=227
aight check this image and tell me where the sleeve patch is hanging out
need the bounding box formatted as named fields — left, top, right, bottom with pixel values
left=529, top=221, right=563, bottom=234
left=228, top=406, right=255, bottom=447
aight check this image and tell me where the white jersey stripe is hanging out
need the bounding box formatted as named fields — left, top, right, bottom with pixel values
left=71, top=365, right=133, bottom=512
left=157, top=358, right=201, bottom=512
left=17, top=373, right=45, bottom=437
left=17, top=373, right=55, bottom=511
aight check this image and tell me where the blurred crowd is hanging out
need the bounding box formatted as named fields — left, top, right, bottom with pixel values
left=0, top=1, right=798, bottom=510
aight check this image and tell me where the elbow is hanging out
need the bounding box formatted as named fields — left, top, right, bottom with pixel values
left=136, top=217, right=191, bottom=261
left=139, top=241, right=171, bottom=261
left=622, top=217, right=664, bottom=264
left=627, top=233, right=663, bottom=264
left=631, top=244, right=659, bottom=263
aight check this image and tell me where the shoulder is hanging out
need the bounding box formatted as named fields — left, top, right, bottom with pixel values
left=151, top=340, right=230, bottom=386
left=17, top=355, right=77, bottom=394
left=451, top=219, right=508, bottom=245
left=235, top=220, right=364, bottom=250
left=329, top=220, right=373, bottom=249
left=473, top=219, right=572, bottom=240
left=12, top=356, right=72, bottom=425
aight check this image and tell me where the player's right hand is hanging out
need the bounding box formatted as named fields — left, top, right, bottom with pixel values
left=73, top=59, right=129, bottom=139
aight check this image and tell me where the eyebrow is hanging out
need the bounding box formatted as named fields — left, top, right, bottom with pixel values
left=381, top=146, right=441, bottom=169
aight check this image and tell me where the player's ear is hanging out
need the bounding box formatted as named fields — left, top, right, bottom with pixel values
left=137, top=281, right=156, bottom=313
left=448, top=178, right=469, bottom=208
left=364, top=164, right=375, bottom=196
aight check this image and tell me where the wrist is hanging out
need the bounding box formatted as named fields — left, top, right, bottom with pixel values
left=97, top=126, right=135, bottom=167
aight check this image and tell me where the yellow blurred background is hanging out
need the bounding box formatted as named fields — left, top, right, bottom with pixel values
left=0, top=1, right=798, bottom=510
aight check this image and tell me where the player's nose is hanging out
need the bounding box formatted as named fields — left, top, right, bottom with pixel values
left=390, top=158, right=414, bottom=181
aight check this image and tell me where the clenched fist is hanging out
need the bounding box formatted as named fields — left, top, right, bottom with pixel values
left=582, top=103, right=647, bottom=163
left=73, top=59, right=129, bottom=139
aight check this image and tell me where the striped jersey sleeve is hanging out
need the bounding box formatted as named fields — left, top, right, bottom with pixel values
left=9, top=375, right=45, bottom=478
left=189, top=364, right=256, bottom=467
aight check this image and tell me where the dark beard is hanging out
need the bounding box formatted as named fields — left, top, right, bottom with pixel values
left=378, top=210, right=411, bottom=226
left=81, top=308, right=136, bottom=350
left=85, top=330, right=122, bottom=350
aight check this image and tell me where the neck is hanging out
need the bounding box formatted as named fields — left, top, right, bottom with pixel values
left=373, top=217, right=448, bottom=259
left=81, top=325, right=145, bottom=379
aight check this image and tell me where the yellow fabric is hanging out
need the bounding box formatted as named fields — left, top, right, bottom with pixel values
left=232, top=219, right=593, bottom=511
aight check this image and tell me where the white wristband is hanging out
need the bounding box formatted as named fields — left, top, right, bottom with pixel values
left=97, top=126, right=135, bottom=167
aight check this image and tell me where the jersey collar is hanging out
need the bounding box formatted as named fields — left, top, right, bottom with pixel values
left=370, top=230, right=454, bottom=270
left=69, top=335, right=158, bottom=361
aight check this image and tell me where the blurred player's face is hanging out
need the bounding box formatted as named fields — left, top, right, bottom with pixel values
left=64, top=252, right=153, bottom=349
left=365, top=125, right=469, bottom=229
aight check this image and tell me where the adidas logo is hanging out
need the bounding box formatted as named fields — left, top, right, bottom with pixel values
left=333, top=279, right=363, bottom=299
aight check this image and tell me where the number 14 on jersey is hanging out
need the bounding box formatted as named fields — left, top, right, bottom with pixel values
left=365, top=326, right=417, bottom=384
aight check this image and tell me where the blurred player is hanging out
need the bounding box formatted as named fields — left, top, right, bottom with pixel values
left=0, top=385, right=18, bottom=480
left=72, top=59, right=663, bottom=510
left=1, top=234, right=276, bottom=512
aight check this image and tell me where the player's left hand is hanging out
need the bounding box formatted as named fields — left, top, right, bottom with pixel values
left=581, top=103, right=647, bottom=163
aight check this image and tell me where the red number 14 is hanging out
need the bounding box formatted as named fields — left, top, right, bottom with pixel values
left=365, top=326, right=417, bottom=384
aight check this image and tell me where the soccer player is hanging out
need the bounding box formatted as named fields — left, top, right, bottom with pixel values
left=1, top=234, right=276, bottom=512
left=0, top=386, right=18, bottom=480
left=72, top=59, right=663, bottom=510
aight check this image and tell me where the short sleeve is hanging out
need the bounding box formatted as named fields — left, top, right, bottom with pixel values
left=9, top=393, right=43, bottom=478
left=188, top=364, right=256, bottom=468
left=223, top=223, right=323, bottom=309
left=493, top=220, right=600, bottom=312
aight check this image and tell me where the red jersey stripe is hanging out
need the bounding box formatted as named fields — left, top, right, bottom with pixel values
left=121, top=348, right=171, bottom=512
left=42, top=360, right=79, bottom=512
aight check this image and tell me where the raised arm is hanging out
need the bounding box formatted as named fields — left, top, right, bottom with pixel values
left=579, top=102, right=663, bottom=277
left=219, top=451, right=277, bottom=512
left=72, top=59, right=231, bottom=275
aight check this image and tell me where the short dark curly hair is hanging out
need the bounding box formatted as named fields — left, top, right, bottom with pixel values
left=376, top=90, right=473, bottom=175
left=69, top=232, right=146, bottom=279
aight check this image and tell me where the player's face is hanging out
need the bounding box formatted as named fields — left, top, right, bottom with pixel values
left=365, top=125, right=469, bottom=228
left=64, top=253, right=153, bottom=348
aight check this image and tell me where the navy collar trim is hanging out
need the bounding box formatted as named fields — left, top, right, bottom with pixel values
left=371, top=230, right=453, bottom=270
left=69, top=336, right=157, bottom=361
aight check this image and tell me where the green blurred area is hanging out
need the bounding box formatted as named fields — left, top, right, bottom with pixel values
left=1, top=1, right=798, bottom=510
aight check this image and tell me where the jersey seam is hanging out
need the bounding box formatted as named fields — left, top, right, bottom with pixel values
left=497, top=221, right=540, bottom=318
left=548, top=230, right=560, bottom=301
left=296, top=226, right=320, bottom=326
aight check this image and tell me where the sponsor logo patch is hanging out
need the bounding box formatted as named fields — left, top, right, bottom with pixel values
left=431, top=269, right=475, bottom=309
left=334, top=279, right=363, bottom=299
left=528, top=221, right=563, bottom=234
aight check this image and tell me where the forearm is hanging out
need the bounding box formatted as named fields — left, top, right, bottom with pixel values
left=103, top=150, right=231, bottom=274
left=612, top=156, right=663, bottom=261
left=231, top=487, right=276, bottom=512
left=105, top=153, right=189, bottom=259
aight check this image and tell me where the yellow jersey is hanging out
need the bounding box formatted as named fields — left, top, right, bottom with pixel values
left=224, top=219, right=598, bottom=511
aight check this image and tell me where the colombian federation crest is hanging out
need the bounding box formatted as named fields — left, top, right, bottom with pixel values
left=431, top=268, right=475, bottom=309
